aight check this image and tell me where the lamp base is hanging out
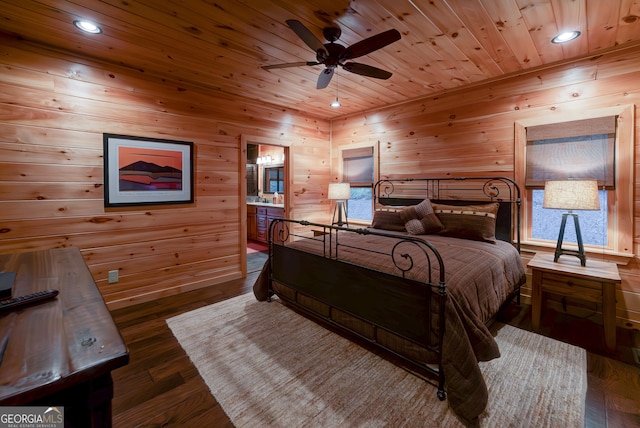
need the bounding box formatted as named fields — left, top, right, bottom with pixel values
left=332, top=201, right=349, bottom=227
left=554, top=212, right=586, bottom=266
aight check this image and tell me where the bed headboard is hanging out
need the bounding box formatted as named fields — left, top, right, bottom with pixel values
left=373, top=177, right=521, bottom=250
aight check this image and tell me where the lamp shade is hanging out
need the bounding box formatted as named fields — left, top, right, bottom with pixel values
left=543, top=180, right=600, bottom=210
left=328, top=182, right=351, bottom=200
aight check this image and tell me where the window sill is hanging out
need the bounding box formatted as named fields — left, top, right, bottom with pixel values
left=520, top=240, right=634, bottom=265
left=346, top=220, right=372, bottom=227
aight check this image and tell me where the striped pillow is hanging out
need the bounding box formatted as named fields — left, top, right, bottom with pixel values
left=432, top=202, right=499, bottom=243
left=371, top=210, right=406, bottom=232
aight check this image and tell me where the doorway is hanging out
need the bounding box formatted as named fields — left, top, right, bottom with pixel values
left=241, top=135, right=290, bottom=274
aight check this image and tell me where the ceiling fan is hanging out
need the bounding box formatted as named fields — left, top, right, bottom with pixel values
left=262, top=19, right=401, bottom=89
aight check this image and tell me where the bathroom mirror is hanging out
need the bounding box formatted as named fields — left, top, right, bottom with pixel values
left=263, top=164, right=284, bottom=194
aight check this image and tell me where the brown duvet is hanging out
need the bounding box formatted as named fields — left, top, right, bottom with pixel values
left=254, top=229, right=526, bottom=426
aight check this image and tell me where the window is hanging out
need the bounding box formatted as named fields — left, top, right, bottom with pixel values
left=342, top=147, right=374, bottom=222
left=526, top=116, right=614, bottom=246
left=263, top=165, right=284, bottom=193
left=515, top=105, right=634, bottom=256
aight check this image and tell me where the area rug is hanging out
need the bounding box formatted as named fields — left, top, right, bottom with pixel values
left=167, top=293, right=586, bottom=427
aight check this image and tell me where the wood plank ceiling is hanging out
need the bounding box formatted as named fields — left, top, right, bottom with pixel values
left=1, top=0, right=640, bottom=119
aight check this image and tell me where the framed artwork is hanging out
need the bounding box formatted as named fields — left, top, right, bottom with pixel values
left=103, top=133, right=194, bottom=207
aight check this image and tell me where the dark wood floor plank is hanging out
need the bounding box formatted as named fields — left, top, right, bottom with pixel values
left=142, top=396, right=229, bottom=428
left=174, top=406, right=235, bottom=428
left=148, top=354, right=199, bottom=383
left=113, top=377, right=219, bottom=427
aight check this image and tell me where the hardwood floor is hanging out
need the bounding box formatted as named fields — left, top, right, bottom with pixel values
left=110, top=252, right=640, bottom=427
left=110, top=251, right=265, bottom=427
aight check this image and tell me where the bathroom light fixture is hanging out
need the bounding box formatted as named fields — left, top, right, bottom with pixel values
left=256, top=155, right=272, bottom=165
left=551, top=31, right=580, bottom=44
left=74, top=20, right=102, bottom=34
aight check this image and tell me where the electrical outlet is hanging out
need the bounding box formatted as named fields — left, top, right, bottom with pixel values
left=108, top=270, right=119, bottom=284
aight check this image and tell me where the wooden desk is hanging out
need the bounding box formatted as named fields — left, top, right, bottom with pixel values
left=528, top=252, right=620, bottom=353
left=0, top=247, right=129, bottom=427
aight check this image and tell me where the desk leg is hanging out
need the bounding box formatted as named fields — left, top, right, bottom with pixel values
left=602, top=281, right=617, bottom=354
left=531, top=269, right=542, bottom=331
left=30, top=373, right=114, bottom=428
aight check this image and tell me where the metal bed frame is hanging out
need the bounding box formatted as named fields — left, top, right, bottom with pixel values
left=266, top=176, right=522, bottom=401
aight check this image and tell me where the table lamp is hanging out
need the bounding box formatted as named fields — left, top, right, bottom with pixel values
left=328, top=182, right=351, bottom=227
left=543, top=179, right=600, bottom=266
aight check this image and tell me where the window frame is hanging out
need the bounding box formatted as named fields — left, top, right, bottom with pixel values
left=515, top=105, right=634, bottom=258
left=338, top=144, right=378, bottom=224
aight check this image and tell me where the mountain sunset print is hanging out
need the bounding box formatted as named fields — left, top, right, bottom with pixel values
left=118, top=146, right=183, bottom=191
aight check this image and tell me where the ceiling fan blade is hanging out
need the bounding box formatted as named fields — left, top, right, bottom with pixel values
left=286, top=19, right=328, bottom=55
left=262, top=61, right=319, bottom=70
left=342, top=62, right=393, bottom=79
left=317, top=68, right=334, bottom=89
left=342, top=29, right=401, bottom=60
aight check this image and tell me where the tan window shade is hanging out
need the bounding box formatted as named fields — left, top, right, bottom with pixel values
left=343, top=147, right=373, bottom=186
left=525, top=116, right=616, bottom=188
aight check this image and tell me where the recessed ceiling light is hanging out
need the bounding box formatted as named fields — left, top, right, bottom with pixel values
left=74, top=20, right=102, bottom=34
left=551, top=31, right=580, bottom=44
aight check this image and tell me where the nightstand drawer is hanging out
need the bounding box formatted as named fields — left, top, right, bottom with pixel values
left=541, top=272, right=603, bottom=302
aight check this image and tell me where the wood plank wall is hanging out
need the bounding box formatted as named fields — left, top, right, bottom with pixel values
left=331, top=44, right=640, bottom=330
left=0, top=35, right=331, bottom=309
left=1, top=30, right=639, bottom=330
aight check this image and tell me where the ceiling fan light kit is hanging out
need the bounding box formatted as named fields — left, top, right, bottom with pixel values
left=262, top=20, right=401, bottom=89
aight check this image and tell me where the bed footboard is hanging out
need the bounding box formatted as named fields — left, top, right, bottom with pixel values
left=267, top=219, right=448, bottom=400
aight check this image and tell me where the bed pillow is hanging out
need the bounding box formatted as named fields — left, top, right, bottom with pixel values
left=399, top=199, right=444, bottom=235
left=432, top=202, right=499, bottom=243
left=371, top=210, right=406, bottom=232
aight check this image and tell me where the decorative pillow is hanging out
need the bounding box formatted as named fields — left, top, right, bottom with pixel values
left=371, top=210, right=406, bottom=232
left=432, top=202, right=499, bottom=243
left=399, top=199, right=444, bottom=235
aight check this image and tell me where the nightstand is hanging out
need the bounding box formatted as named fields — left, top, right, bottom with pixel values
left=528, top=252, right=620, bottom=353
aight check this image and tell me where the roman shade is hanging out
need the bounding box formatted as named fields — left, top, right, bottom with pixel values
left=342, top=147, right=374, bottom=186
left=525, top=116, right=616, bottom=188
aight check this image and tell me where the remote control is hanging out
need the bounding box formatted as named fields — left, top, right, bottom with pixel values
left=0, top=289, right=59, bottom=312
